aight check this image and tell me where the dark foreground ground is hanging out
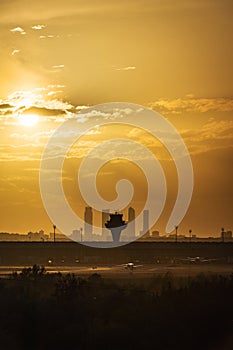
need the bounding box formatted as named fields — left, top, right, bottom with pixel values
left=0, top=265, right=232, bottom=350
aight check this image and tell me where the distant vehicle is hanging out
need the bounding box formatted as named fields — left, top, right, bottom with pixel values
left=179, top=256, right=220, bottom=264
left=117, top=262, right=143, bottom=271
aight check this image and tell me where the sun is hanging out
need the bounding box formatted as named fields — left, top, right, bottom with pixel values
left=18, top=114, right=39, bottom=127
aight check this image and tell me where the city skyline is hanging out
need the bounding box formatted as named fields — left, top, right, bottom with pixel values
left=0, top=0, right=232, bottom=236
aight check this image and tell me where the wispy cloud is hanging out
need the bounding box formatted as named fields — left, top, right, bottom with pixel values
left=11, top=49, right=20, bottom=56
left=47, top=91, right=63, bottom=96
left=52, top=64, right=65, bottom=69
left=115, top=66, right=136, bottom=71
left=149, top=97, right=233, bottom=114
left=10, top=27, right=26, bottom=35
left=180, top=120, right=233, bottom=154
left=39, top=35, right=55, bottom=39
left=182, top=120, right=233, bottom=142
left=48, top=84, right=66, bottom=89
left=0, top=88, right=73, bottom=125
left=10, top=130, right=55, bottom=144
left=31, top=24, right=46, bottom=30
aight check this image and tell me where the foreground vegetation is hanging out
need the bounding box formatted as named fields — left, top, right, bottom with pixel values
left=0, top=265, right=232, bottom=350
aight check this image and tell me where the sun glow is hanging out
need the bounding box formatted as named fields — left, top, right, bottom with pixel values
left=18, top=114, right=39, bottom=127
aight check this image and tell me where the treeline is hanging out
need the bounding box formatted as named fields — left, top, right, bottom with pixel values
left=0, top=266, right=232, bottom=350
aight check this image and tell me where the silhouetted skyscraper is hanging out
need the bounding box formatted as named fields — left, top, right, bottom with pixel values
left=139, top=210, right=150, bottom=238
left=84, top=206, right=93, bottom=240
left=142, top=209, right=149, bottom=236
left=127, top=206, right=136, bottom=239
left=102, top=209, right=110, bottom=241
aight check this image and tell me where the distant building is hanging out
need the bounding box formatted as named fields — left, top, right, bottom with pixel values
left=139, top=209, right=150, bottom=237
left=128, top=207, right=136, bottom=239
left=122, top=207, right=136, bottom=241
left=84, top=206, right=93, bottom=240
left=143, top=210, right=149, bottom=235
left=70, top=229, right=81, bottom=241
left=151, top=230, right=160, bottom=238
left=49, top=232, right=70, bottom=241
left=101, top=209, right=110, bottom=241
left=27, top=230, right=48, bottom=241
left=221, top=230, right=232, bottom=241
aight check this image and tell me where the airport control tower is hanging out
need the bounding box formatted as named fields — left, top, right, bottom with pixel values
left=105, top=212, right=127, bottom=242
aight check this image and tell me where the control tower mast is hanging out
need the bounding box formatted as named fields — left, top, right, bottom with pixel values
left=105, top=212, right=127, bottom=242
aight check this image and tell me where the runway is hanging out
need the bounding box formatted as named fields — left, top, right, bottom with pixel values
left=0, top=263, right=232, bottom=279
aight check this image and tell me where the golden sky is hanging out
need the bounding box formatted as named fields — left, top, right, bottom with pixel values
left=0, top=0, right=232, bottom=236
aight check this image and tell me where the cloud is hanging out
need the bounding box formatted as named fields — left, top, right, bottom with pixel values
left=10, top=27, right=26, bottom=35
left=0, top=102, right=16, bottom=119
left=115, top=66, right=136, bottom=71
left=47, top=91, right=63, bottom=96
left=11, top=49, right=20, bottom=56
left=0, top=143, right=43, bottom=162
left=22, top=106, right=67, bottom=117
left=48, top=84, right=66, bottom=89
left=75, top=107, right=134, bottom=123
left=0, top=89, right=74, bottom=126
left=6, top=89, right=72, bottom=111
left=39, top=35, right=55, bottom=39
left=75, top=105, right=90, bottom=111
left=183, top=120, right=233, bottom=141
left=149, top=97, right=233, bottom=113
left=10, top=130, right=55, bottom=145
left=181, top=120, right=233, bottom=154
left=0, top=103, right=13, bottom=110
left=31, top=24, right=46, bottom=30
left=52, top=64, right=65, bottom=69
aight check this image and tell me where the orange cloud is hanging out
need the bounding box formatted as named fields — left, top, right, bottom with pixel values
left=149, top=98, right=233, bottom=113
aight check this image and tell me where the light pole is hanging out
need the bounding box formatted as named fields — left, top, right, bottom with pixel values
left=189, top=229, right=192, bottom=243
left=53, top=224, right=56, bottom=243
left=175, top=225, right=178, bottom=243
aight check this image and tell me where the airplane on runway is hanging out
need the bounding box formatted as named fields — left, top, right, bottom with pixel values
left=117, top=262, right=143, bottom=271
left=179, top=256, right=220, bottom=264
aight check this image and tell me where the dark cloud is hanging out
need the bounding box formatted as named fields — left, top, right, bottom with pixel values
left=22, top=106, right=68, bottom=116
left=0, top=103, right=14, bottom=109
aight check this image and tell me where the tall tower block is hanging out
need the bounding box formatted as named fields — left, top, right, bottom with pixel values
left=128, top=206, right=136, bottom=239
left=143, top=209, right=149, bottom=235
left=84, top=206, right=93, bottom=240
left=102, top=209, right=110, bottom=241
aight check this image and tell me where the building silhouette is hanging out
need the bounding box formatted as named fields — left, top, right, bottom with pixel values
left=151, top=230, right=160, bottom=238
left=221, top=229, right=232, bottom=242
left=125, top=206, right=136, bottom=240
left=102, top=209, right=110, bottom=241
left=70, top=229, right=81, bottom=241
left=128, top=207, right=135, bottom=239
left=140, top=209, right=149, bottom=236
left=105, top=212, right=127, bottom=242
left=84, top=207, right=93, bottom=240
